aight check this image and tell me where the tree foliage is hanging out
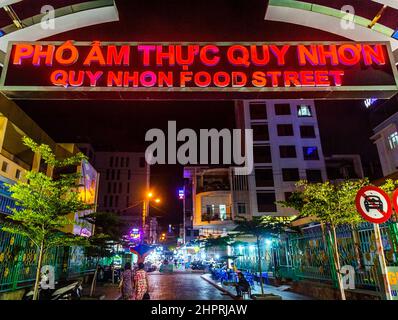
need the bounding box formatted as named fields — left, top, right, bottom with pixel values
left=82, top=211, right=125, bottom=259
left=233, top=215, right=296, bottom=238
left=1, top=137, right=91, bottom=250
left=279, top=179, right=370, bottom=226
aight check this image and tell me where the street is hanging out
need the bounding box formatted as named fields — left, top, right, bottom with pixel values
left=147, top=273, right=232, bottom=300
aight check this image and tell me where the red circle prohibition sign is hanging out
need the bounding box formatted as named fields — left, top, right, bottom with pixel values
left=355, top=186, right=392, bottom=224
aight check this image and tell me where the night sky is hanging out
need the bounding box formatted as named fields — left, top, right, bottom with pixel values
left=14, top=0, right=383, bottom=226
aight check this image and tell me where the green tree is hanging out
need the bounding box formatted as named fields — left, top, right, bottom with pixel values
left=82, top=211, right=125, bottom=296
left=0, top=137, right=91, bottom=300
left=280, top=179, right=370, bottom=300
left=233, top=216, right=294, bottom=296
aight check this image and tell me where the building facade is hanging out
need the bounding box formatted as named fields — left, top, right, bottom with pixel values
left=183, top=166, right=251, bottom=239
left=94, top=151, right=150, bottom=232
left=371, top=112, right=398, bottom=177
left=235, top=99, right=327, bottom=217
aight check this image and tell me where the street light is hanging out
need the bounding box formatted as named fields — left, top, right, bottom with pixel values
left=142, top=191, right=161, bottom=240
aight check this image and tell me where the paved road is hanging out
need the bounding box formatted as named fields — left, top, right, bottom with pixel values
left=147, top=272, right=232, bottom=300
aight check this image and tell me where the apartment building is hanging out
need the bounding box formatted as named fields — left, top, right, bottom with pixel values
left=235, top=99, right=327, bottom=216
left=94, top=151, right=150, bottom=232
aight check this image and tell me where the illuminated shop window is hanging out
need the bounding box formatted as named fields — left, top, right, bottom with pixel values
left=388, top=132, right=398, bottom=149
left=297, top=105, right=312, bottom=117
left=219, top=205, right=227, bottom=220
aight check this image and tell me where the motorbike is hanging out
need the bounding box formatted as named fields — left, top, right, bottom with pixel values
left=24, top=281, right=83, bottom=300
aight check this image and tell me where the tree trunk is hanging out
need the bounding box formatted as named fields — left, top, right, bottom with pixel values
left=90, top=258, right=100, bottom=297
left=256, top=237, right=265, bottom=295
left=330, top=226, right=346, bottom=300
left=33, top=241, right=45, bottom=300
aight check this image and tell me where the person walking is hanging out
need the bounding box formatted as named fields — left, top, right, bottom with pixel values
left=119, top=262, right=134, bottom=300
left=134, top=262, right=149, bottom=300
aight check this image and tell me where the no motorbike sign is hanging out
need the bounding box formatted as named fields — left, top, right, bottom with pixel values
left=355, top=186, right=392, bottom=224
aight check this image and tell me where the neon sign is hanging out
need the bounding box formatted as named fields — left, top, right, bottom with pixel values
left=178, top=188, right=184, bottom=200
left=0, top=41, right=397, bottom=99
left=364, top=98, right=378, bottom=108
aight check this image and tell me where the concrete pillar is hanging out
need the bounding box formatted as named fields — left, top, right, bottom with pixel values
left=0, top=116, right=8, bottom=152
left=31, top=151, right=41, bottom=172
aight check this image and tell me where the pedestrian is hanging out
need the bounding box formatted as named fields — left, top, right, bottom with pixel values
left=119, top=262, right=134, bottom=300
left=133, top=262, right=149, bottom=300
left=235, top=272, right=250, bottom=298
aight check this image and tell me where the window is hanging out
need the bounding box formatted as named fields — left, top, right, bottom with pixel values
left=126, top=157, right=130, bottom=167
left=282, top=168, right=300, bottom=181
left=303, top=146, right=319, bottom=160
left=253, top=145, right=271, bottom=163
left=115, top=196, right=119, bottom=207
left=256, top=192, right=277, bottom=212
left=119, top=182, right=122, bottom=193
left=107, top=182, right=111, bottom=193
left=117, top=169, right=120, bottom=180
left=127, top=182, right=130, bottom=193
left=255, top=168, right=274, bottom=187
left=109, top=195, right=113, bottom=207
left=1, top=161, right=8, bottom=173
left=115, top=157, right=119, bottom=167
left=277, top=124, right=294, bottom=136
left=15, top=169, right=21, bottom=179
left=113, top=182, right=117, bottom=193
left=249, top=102, right=267, bottom=120
left=139, top=157, right=146, bottom=168
left=106, top=169, right=110, bottom=180
left=274, top=103, right=291, bottom=115
left=297, top=105, right=312, bottom=117
left=252, top=124, right=269, bottom=141
left=111, top=169, right=115, bottom=180
left=300, top=125, right=316, bottom=138
left=237, top=202, right=246, bottom=214
left=109, top=156, right=113, bottom=167
left=126, top=196, right=129, bottom=207
left=306, top=169, right=323, bottom=183
left=121, top=157, right=124, bottom=167
left=103, top=195, right=107, bottom=207
left=388, top=131, right=398, bottom=149
left=279, top=145, right=296, bottom=158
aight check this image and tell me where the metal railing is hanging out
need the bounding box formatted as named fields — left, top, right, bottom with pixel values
left=0, top=230, right=96, bottom=293
left=234, top=221, right=398, bottom=292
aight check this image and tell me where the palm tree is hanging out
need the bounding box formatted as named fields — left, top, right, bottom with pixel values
left=233, top=216, right=294, bottom=295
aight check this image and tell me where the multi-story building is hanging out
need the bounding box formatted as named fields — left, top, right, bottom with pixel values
left=183, top=166, right=251, bottom=239
left=0, top=94, right=97, bottom=236
left=371, top=99, right=398, bottom=178
left=94, top=151, right=150, bottom=232
left=235, top=99, right=327, bottom=217
left=183, top=99, right=370, bottom=240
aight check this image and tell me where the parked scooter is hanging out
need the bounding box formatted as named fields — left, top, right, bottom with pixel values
left=24, top=281, right=83, bottom=300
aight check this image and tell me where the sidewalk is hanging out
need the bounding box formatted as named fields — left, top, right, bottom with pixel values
left=81, top=283, right=121, bottom=300
left=201, top=274, right=314, bottom=300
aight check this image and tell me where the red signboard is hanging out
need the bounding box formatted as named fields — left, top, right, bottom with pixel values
left=0, top=41, right=397, bottom=99
left=355, top=186, right=392, bottom=224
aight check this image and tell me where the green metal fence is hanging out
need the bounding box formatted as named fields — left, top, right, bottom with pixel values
left=0, top=230, right=96, bottom=293
left=234, top=221, right=398, bottom=292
